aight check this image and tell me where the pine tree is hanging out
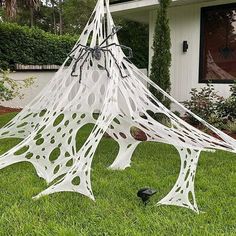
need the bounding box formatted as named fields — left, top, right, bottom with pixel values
left=150, top=0, right=171, bottom=109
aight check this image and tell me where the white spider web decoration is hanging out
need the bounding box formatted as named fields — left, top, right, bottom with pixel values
left=0, top=0, right=236, bottom=213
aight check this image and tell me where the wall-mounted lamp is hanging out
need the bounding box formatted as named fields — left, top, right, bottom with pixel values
left=183, top=40, right=188, bottom=53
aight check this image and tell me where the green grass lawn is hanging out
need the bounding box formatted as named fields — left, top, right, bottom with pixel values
left=0, top=113, right=236, bottom=235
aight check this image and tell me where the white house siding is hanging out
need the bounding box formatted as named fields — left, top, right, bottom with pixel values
left=149, top=0, right=236, bottom=105
left=1, top=71, right=54, bottom=108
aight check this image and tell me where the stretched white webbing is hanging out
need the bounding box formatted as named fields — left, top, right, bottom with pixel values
left=0, top=0, right=235, bottom=213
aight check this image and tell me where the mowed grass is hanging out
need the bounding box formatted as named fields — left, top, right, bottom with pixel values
left=0, top=113, right=236, bottom=235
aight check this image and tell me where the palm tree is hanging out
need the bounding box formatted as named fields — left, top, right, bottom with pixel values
left=4, top=0, right=40, bottom=26
left=26, top=0, right=40, bottom=27
left=5, top=0, right=17, bottom=18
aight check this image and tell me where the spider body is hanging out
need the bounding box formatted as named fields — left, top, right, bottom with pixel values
left=68, top=26, right=133, bottom=82
left=92, top=46, right=102, bottom=60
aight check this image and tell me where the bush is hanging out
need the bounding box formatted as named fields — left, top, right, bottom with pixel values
left=0, top=69, right=35, bottom=101
left=183, top=83, right=236, bottom=129
left=0, top=23, right=77, bottom=69
left=218, top=83, right=236, bottom=121
left=116, top=19, right=149, bottom=69
left=182, top=84, right=224, bottom=127
left=150, top=0, right=171, bottom=109
left=226, top=121, right=236, bottom=134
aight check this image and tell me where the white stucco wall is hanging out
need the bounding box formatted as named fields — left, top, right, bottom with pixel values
left=0, top=69, right=148, bottom=108
left=149, top=0, right=236, bottom=104
left=1, top=71, right=54, bottom=108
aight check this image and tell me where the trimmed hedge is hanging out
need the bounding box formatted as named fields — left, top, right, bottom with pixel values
left=0, top=23, right=77, bottom=69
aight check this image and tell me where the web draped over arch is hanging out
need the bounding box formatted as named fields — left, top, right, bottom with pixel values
left=0, top=0, right=235, bottom=213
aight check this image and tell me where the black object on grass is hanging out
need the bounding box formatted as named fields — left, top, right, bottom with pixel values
left=137, top=188, right=157, bottom=205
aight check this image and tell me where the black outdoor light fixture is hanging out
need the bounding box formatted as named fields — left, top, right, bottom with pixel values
left=137, top=187, right=157, bottom=205
left=183, top=40, right=188, bottom=53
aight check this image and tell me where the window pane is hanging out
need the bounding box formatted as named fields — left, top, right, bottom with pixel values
left=200, top=3, right=236, bottom=83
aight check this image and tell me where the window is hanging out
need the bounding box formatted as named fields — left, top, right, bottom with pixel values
left=200, top=3, right=236, bottom=83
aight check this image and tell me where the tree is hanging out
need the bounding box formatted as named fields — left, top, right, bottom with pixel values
left=4, top=0, right=17, bottom=18
left=150, top=0, right=171, bottom=109
left=58, top=0, right=63, bottom=34
left=4, top=0, right=40, bottom=25
left=114, top=18, right=149, bottom=69
left=62, top=0, right=96, bottom=34
left=43, top=0, right=64, bottom=34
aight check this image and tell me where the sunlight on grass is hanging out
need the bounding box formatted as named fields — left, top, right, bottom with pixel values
left=0, top=113, right=235, bottom=235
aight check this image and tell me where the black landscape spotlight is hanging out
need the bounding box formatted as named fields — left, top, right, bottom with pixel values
left=137, top=187, right=157, bottom=205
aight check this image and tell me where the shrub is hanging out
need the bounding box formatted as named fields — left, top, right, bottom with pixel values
left=116, top=19, right=149, bottom=69
left=150, top=0, right=171, bottom=109
left=226, top=121, right=236, bottom=134
left=0, top=22, right=77, bottom=69
left=218, top=83, right=236, bottom=121
left=182, top=84, right=224, bottom=127
left=0, top=69, right=35, bottom=101
left=183, top=83, right=236, bottom=129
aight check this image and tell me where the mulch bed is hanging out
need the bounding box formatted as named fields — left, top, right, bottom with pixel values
left=212, top=130, right=236, bottom=140
left=0, top=106, right=22, bottom=115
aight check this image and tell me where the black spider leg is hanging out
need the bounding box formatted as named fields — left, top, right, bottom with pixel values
left=71, top=49, right=90, bottom=77
left=78, top=52, right=91, bottom=83
left=102, top=49, right=128, bottom=79
left=99, top=26, right=122, bottom=47
left=102, top=51, right=111, bottom=78
left=101, top=43, right=133, bottom=59
left=70, top=47, right=87, bottom=74
left=68, top=44, right=89, bottom=59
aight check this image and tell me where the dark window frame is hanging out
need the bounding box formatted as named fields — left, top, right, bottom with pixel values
left=199, top=2, right=236, bottom=84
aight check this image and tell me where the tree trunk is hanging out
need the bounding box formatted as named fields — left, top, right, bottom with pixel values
left=5, top=0, right=17, bottom=18
left=30, top=6, right=34, bottom=27
left=58, top=0, right=63, bottom=35
left=52, top=1, right=57, bottom=34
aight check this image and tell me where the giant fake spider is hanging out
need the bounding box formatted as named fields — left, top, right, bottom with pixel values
left=68, top=26, right=133, bottom=82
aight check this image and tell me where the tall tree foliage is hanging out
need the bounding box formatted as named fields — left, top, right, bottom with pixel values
left=1, top=0, right=96, bottom=34
left=44, top=0, right=64, bottom=34
left=62, top=0, right=96, bottom=34
left=115, top=18, right=149, bottom=69
left=4, top=0, right=40, bottom=26
left=25, top=0, right=63, bottom=34
left=35, top=0, right=96, bottom=35
left=150, top=0, right=171, bottom=108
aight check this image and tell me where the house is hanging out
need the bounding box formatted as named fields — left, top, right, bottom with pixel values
left=2, top=0, right=235, bottom=109
left=110, top=0, right=236, bottom=103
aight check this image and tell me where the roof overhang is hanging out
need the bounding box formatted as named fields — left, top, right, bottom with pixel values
left=110, top=0, right=217, bottom=23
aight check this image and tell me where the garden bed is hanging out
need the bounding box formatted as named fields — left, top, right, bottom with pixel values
left=0, top=106, right=22, bottom=115
left=211, top=130, right=236, bottom=140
